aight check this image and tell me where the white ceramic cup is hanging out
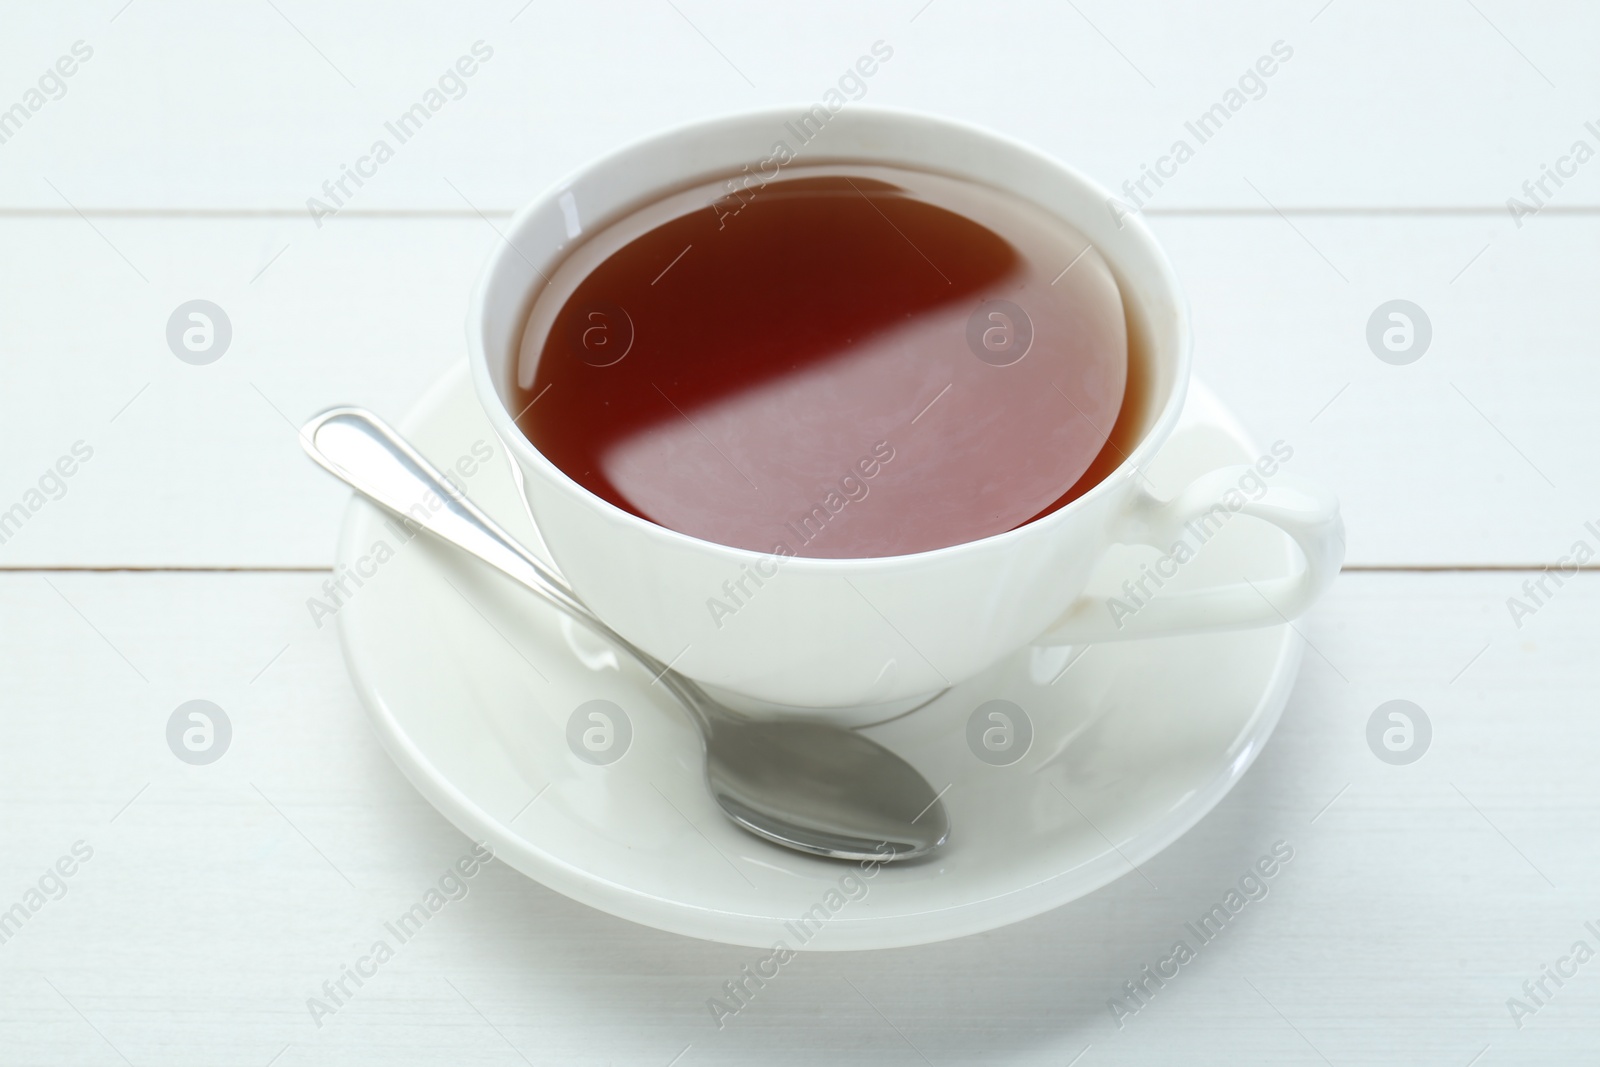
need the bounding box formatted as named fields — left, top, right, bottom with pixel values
left=468, top=105, right=1344, bottom=724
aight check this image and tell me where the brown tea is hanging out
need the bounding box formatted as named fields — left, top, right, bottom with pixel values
left=512, top=164, right=1128, bottom=559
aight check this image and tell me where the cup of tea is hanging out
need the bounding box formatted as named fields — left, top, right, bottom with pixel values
left=467, top=105, right=1343, bottom=723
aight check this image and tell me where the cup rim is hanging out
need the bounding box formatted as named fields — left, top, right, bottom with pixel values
left=467, top=103, right=1191, bottom=571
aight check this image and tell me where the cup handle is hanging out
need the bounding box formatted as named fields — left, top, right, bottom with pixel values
left=1033, top=466, right=1345, bottom=645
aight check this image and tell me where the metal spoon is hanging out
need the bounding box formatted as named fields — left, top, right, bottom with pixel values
left=300, top=408, right=949, bottom=862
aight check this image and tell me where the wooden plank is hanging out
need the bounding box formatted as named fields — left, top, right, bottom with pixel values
left=1164, top=209, right=1597, bottom=568
left=0, top=216, right=493, bottom=568
left=0, top=1, right=1597, bottom=211
left=0, top=569, right=1591, bottom=1063
left=0, top=212, right=1592, bottom=567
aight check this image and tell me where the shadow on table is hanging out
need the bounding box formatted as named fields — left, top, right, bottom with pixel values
left=437, top=704, right=1313, bottom=1066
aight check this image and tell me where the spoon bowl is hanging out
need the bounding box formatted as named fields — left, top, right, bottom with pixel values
left=707, top=719, right=949, bottom=860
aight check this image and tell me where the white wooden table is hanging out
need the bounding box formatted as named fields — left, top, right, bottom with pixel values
left=3, top=2, right=1597, bottom=1063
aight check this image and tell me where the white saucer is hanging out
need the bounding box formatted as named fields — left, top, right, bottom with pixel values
left=335, top=365, right=1302, bottom=950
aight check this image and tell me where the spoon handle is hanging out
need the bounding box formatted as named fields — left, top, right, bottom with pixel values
left=298, top=408, right=695, bottom=704
left=300, top=409, right=582, bottom=606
